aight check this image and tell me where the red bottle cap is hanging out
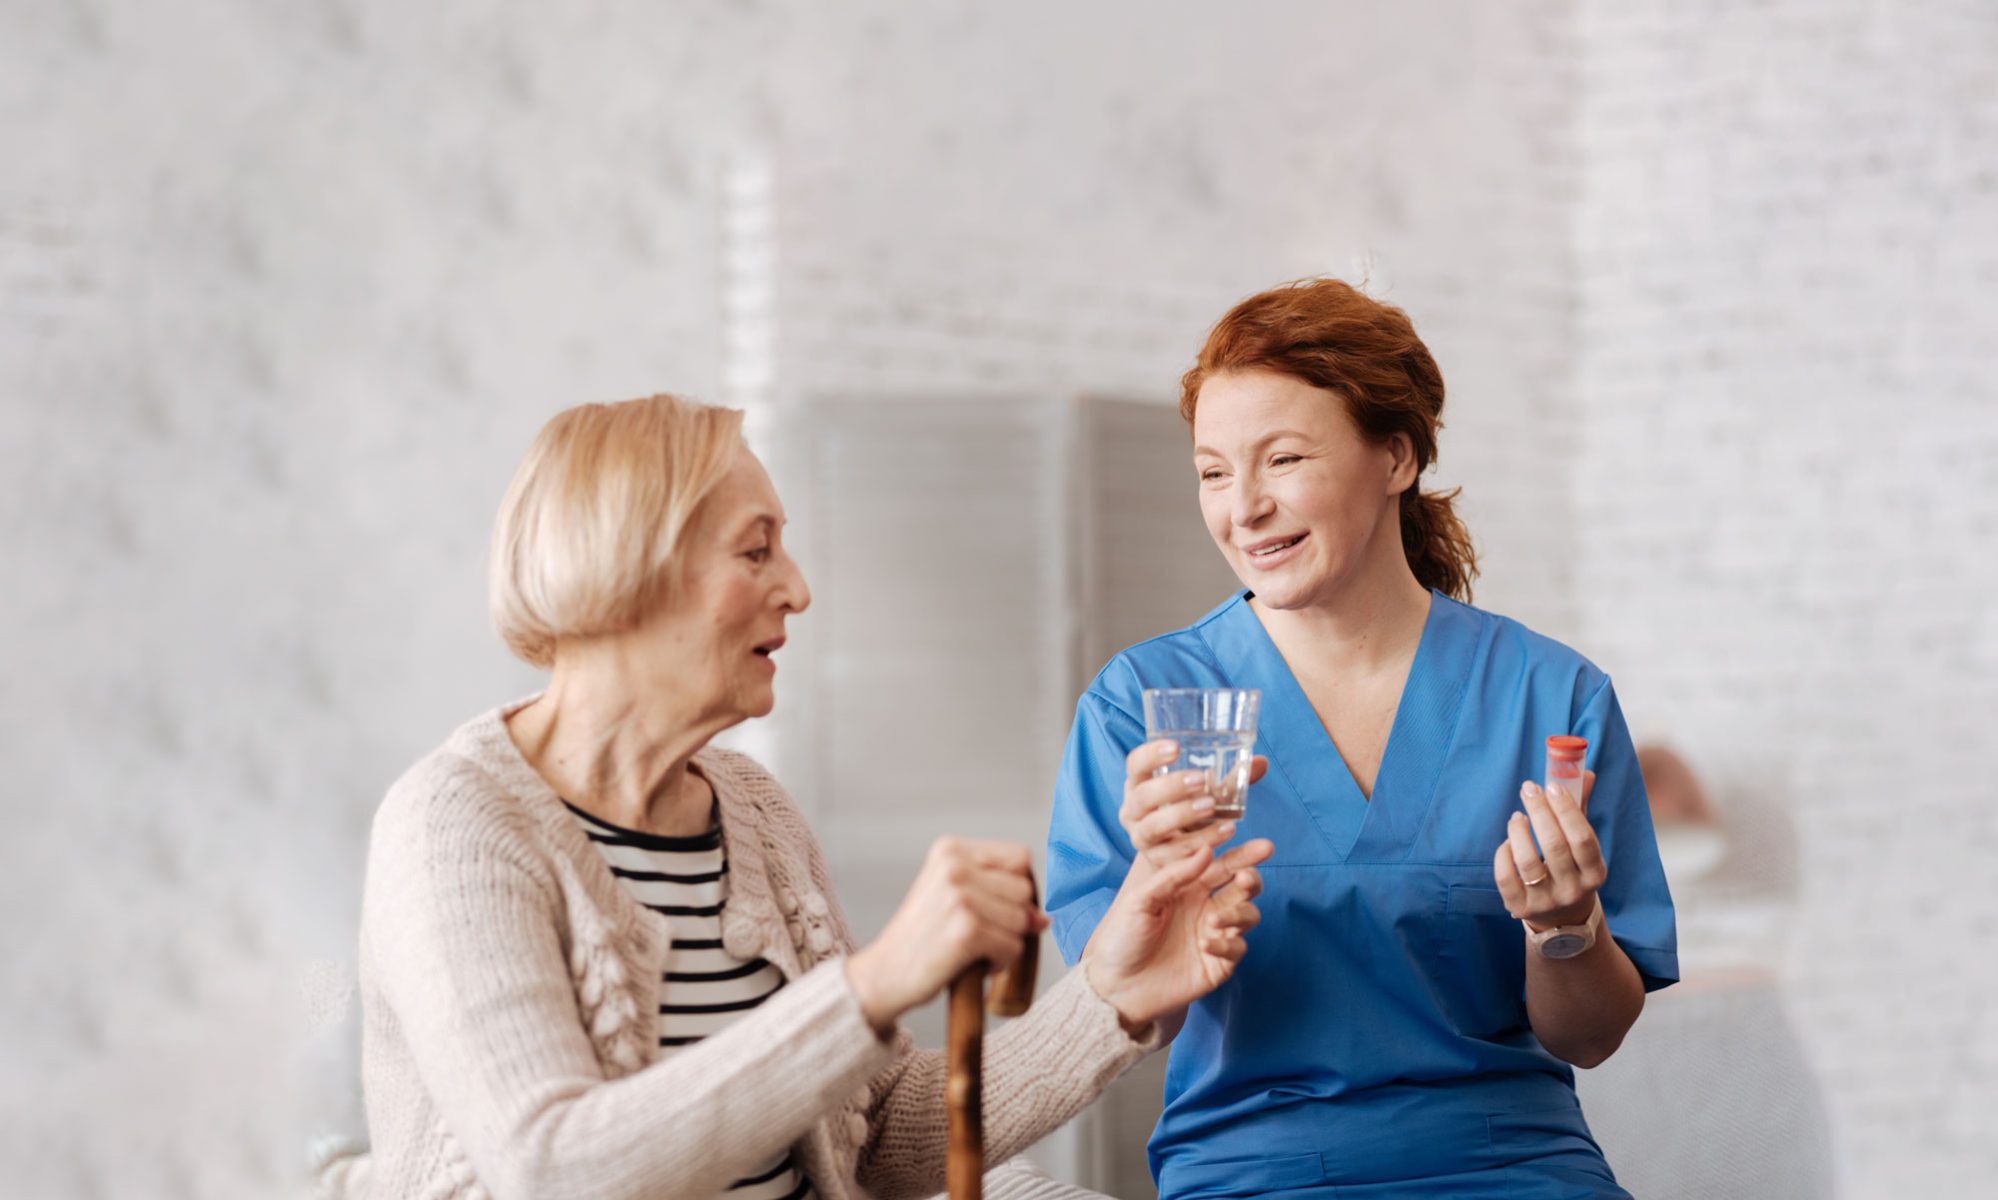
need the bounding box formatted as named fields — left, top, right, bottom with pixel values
left=1546, top=735, right=1588, bottom=759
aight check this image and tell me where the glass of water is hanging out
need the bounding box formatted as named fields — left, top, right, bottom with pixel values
left=1141, top=688, right=1261, bottom=820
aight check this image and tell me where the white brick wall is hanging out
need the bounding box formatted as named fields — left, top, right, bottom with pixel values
left=3, top=4, right=1579, bottom=1192
left=3, top=3, right=743, bottom=1191
left=765, top=0, right=1585, bottom=633
left=10, top=1, right=1986, bottom=1195
left=1573, top=1, right=1998, bottom=1195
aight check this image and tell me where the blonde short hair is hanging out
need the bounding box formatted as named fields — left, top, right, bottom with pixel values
left=489, top=394, right=745, bottom=668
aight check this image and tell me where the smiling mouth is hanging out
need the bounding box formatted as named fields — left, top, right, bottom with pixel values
left=1246, top=534, right=1305, bottom=558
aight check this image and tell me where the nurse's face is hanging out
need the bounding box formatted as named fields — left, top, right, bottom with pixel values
left=1192, top=369, right=1416, bottom=612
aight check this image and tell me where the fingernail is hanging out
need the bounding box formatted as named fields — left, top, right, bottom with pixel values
left=1520, top=781, right=1539, bottom=801
left=1192, top=796, right=1216, bottom=814
left=1183, top=772, right=1206, bottom=791
left=1216, top=821, right=1238, bottom=838
left=1158, top=740, right=1178, bottom=757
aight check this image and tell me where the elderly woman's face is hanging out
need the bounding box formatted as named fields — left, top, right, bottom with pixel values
left=638, top=446, right=810, bottom=724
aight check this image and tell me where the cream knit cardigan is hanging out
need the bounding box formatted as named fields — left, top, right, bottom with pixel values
left=328, top=699, right=1152, bottom=1200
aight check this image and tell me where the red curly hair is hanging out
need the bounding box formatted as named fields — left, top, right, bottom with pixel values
left=1179, top=278, right=1478, bottom=602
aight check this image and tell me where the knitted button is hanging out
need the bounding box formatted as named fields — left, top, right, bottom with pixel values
left=807, top=926, right=834, bottom=955
left=803, top=892, right=829, bottom=918
left=776, top=886, right=800, bottom=914
left=722, top=923, right=760, bottom=959
left=846, top=1112, right=869, bottom=1146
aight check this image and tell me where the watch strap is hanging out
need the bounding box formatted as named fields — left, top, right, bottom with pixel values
left=1526, top=895, right=1603, bottom=956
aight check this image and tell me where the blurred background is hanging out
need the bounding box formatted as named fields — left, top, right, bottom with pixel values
left=5, top=1, right=1995, bottom=1197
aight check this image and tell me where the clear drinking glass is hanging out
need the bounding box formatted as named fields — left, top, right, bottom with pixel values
left=1141, top=688, right=1261, bottom=820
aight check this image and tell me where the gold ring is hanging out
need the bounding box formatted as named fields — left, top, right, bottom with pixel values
left=1521, top=873, right=1549, bottom=887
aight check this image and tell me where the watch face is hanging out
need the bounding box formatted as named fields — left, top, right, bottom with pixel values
left=1541, top=933, right=1589, bottom=960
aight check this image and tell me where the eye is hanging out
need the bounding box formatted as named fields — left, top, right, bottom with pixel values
left=1199, top=467, right=1227, bottom=483
left=1269, top=453, right=1302, bottom=468
left=745, top=545, right=771, bottom=564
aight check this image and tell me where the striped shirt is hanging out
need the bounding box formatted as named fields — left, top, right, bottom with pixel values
left=567, top=799, right=813, bottom=1200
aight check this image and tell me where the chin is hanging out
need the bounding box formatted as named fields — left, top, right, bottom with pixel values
left=1235, top=567, right=1316, bottom=611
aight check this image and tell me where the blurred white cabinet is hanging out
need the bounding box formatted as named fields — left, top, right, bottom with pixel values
left=769, top=394, right=1235, bottom=1196
left=1069, top=398, right=1238, bottom=1199
left=786, top=396, right=1075, bottom=873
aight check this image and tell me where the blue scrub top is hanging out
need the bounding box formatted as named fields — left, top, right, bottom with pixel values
left=1047, top=591, right=1679, bottom=1200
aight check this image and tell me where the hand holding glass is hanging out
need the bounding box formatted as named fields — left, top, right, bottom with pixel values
left=1142, top=688, right=1261, bottom=820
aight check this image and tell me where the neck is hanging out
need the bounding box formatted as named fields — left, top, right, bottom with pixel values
left=505, top=643, right=730, bottom=836
left=1251, top=540, right=1434, bottom=680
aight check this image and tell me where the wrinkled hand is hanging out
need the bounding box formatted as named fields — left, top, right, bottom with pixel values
left=1119, top=739, right=1270, bottom=867
left=846, top=837, right=1046, bottom=1034
left=1083, top=825, right=1273, bottom=1032
left=1493, top=770, right=1603, bottom=930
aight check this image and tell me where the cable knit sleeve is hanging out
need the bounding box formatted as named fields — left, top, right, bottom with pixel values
left=853, top=968, right=1156, bottom=1200
left=706, top=749, right=1157, bottom=1200
left=362, top=760, right=894, bottom=1200
left=982, top=1156, right=1114, bottom=1200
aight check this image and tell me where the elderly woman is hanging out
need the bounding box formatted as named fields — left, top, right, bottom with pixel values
left=1047, top=279, right=1678, bottom=1198
left=332, top=395, right=1270, bottom=1200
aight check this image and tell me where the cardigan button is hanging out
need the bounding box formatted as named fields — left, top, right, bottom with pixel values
left=846, top=1112, right=869, bottom=1146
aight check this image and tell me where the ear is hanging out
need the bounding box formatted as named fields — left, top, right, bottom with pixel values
left=1383, top=432, right=1420, bottom=495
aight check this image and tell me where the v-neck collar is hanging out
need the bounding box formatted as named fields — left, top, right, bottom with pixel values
left=1198, top=590, right=1477, bottom=863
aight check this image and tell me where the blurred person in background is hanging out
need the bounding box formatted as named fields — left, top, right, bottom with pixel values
left=1575, top=742, right=1837, bottom=1199
left=316, top=394, right=1273, bottom=1200
left=1047, top=279, right=1678, bottom=1199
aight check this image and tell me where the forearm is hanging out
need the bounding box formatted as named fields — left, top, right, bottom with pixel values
left=982, top=1155, right=1113, bottom=1200
left=1523, top=932, right=1644, bottom=1069
left=396, top=952, right=888, bottom=1200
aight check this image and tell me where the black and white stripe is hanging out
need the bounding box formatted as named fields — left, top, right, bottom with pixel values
left=566, top=801, right=812, bottom=1200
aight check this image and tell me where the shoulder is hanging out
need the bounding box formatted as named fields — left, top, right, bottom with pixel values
left=368, top=714, right=553, bottom=886
left=1081, top=591, right=1246, bottom=715
left=1438, top=593, right=1612, bottom=703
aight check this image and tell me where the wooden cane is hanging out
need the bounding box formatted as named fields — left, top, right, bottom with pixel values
left=945, top=877, right=1040, bottom=1200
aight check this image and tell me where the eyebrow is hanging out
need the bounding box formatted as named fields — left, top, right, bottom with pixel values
left=1192, top=429, right=1314, bottom=458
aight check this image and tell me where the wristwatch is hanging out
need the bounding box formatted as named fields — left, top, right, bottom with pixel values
left=1526, top=897, right=1603, bottom=960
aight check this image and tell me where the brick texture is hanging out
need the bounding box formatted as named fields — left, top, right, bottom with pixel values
left=1573, top=2, right=1998, bottom=1194
left=10, top=2, right=1985, bottom=1197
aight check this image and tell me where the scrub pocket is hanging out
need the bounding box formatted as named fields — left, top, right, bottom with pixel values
left=1158, top=1150, right=1328, bottom=1199
left=1486, top=1099, right=1613, bottom=1174
left=1420, top=878, right=1530, bottom=1039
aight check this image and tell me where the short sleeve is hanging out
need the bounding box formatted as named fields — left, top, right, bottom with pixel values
left=1574, top=678, right=1680, bottom=992
left=1045, top=690, right=1147, bottom=966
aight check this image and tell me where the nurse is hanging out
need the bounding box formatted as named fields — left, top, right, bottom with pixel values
left=1046, top=279, right=1678, bottom=1199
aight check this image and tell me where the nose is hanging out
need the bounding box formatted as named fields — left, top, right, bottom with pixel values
left=1230, top=474, right=1275, bottom=529
left=778, top=548, right=812, bottom=615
